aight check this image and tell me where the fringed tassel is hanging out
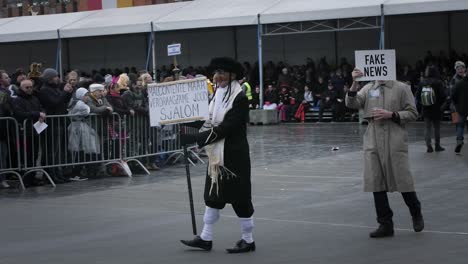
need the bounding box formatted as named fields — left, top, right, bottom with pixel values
left=208, top=164, right=237, bottom=196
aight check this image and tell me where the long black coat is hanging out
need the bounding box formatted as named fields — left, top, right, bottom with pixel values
left=192, top=92, right=251, bottom=204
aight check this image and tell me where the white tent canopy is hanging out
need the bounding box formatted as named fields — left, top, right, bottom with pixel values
left=60, top=1, right=189, bottom=38
left=260, top=0, right=384, bottom=24
left=0, top=11, right=97, bottom=42
left=0, top=0, right=466, bottom=43
left=154, top=0, right=277, bottom=31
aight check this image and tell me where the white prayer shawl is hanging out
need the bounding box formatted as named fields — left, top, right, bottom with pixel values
left=200, top=80, right=243, bottom=195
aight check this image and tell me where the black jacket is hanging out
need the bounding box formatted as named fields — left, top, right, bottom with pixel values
left=121, top=90, right=148, bottom=115
left=452, top=77, right=468, bottom=116
left=107, top=92, right=131, bottom=116
left=38, top=82, right=72, bottom=115
left=416, top=78, right=446, bottom=120
left=12, top=90, right=43, bottom=124
left=189, top=92, right=251, bottom=204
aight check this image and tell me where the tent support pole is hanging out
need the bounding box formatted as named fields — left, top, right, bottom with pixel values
left=380, top=4, right=385, bottom=49
left=57, top=29, right=63, bottom=81
left=257, top=14, right=264, bottom=109
left=151, top=22, right=157, bottom=82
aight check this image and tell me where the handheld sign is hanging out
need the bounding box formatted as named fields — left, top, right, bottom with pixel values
left=167, top=43, right=181, bottom=56
left=148, top=77, right=209, bottom=127
left=355, top=49, right=396, bottom=81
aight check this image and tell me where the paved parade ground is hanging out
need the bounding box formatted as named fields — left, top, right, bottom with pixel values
left=1, top=123, right=467, bottom=264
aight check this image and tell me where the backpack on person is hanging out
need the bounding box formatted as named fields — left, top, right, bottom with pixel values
left=420, top=85, right=436, bottom=106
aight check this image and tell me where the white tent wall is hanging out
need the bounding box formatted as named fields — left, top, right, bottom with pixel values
left=0, top=40, right=61, bottom=73
left=67, top=34, right=147, bottom=71
left=387, top=13, right=450, bottom=65
left=337, top=30, right=381, bottom=64
left=154, top=28, right=236, bottom=68
left=450, top=11, right=468, bottom=55
left=235, top=27, right=258, bottom=64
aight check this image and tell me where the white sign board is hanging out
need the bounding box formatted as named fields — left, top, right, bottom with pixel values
left=167, top=43, right=181, bottom=56
left=148, top=77, right=209, bottom=127
left=355, top=49, right=396, bottom=81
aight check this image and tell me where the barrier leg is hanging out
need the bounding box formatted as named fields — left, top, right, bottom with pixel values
left=22, top=169, right=56, bottom=188
left=0, top=171, right=25, bottom=190
left=104, top=161, right=133, bottom=178
left=125, top=158, right=151, bottom=175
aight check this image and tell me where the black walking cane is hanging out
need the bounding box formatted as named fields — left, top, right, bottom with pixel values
left=183, top=145, right=197, bottom=235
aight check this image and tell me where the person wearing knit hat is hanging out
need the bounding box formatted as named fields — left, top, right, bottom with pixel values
left=449, top=61, right=466, bottom=122
left=37, top=67, right=73, bottom=184
left=180, top=57, right=255, bottom=254
left=454, top=61, right=466, bottom=70
left=452, top=61, right=468, bottom=154
left=68, top=87, right=100, bottom=181
left=87, top=83, right=113, bottom=115
left=41, top=68, right=59, bottom=83
left=89, top=83, right=105, bottom=93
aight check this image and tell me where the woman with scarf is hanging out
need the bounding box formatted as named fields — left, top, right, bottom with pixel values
left=180, top=57, right=255, bottom=254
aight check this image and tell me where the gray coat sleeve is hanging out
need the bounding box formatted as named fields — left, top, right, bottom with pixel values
left=345, top=83, right=370, bottom=110
left=396, top=84, right=418, bottom=124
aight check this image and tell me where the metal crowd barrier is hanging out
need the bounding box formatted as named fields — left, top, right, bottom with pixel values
left=1, top=113, right=205, bottom=191
left=124, top=115, right=204, bottom=167
left=0, top=117, right=24, bottom=190
left=21, top=112, right=134, bottom=186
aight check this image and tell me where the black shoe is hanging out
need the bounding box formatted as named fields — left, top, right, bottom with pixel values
left=226, top=239, right=256, bottom=254
left=426, top=145, right=434, bottom=153
left=369, top=224, right=394, bottom=238
left=455, top=143, right=463, bottom=154
left=413, top=216, right=424, bottom=232
left=180, top=236, right=212, bottom=251
left=435, top=145, right=445, bottom=152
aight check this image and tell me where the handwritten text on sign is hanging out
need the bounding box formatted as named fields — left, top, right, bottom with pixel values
left=148, top=77, right=209, bottom=126
left=355, top=50, right=396, bottom=81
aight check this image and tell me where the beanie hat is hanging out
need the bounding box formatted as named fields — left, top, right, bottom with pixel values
left=75, top=87, right=89, bottom=100
left=455, top=61, right=465, bottom=70
left=104, top=74, right=113, bottom=84
left=89, top=83, right=105, bottom=92
left=41, top=68, right=58, bottom=82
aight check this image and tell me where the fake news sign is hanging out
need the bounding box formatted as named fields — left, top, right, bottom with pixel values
left=148, top=77, right=209, bottom=126
left=355, top=50, right=396, bottom=81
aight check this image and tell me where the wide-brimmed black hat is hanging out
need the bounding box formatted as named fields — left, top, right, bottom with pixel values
left=208, top=57, right=244, bottom=79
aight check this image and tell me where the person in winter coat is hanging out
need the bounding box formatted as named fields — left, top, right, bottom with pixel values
left=415, top=66, right=446, bottom=152
left=87, top=83, right=113, bottom=115
left=12, top=80, right=45, bottom=174
left=346, top=68, right=424, bottom=238
left=452, top=72, right=468, bottom=154
left=107, top=83, right=134, bottom=117
left=38, top=68, right=73, bottom=183
left=68, top=88, right=101, bottom=180
left=180, top=57, right=255, bottom=254
left=122, top=77, right=148, bottom=115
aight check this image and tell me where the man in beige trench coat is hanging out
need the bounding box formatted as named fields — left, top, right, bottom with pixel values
left=346, top=68, right=424, bottom=238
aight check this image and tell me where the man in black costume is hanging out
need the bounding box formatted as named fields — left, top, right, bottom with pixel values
left=180, top=57, right=255, bottom=254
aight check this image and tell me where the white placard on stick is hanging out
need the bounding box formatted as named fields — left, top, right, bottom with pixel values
left=167, top=43, right=181, bottom=56
left=355, top=49, right=396, bottom=81
left=148, top=77, right=209, bottom=127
